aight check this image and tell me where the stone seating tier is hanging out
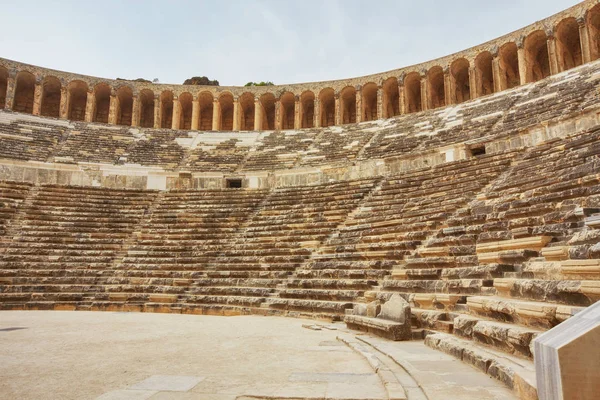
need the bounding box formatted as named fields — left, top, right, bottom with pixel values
left=1, top=61, right=600, bottom=173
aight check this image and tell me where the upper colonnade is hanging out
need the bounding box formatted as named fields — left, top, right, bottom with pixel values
left=1, top=1, right=599, bottom=132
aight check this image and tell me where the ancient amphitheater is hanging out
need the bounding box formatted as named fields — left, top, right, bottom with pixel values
left=1, top=1, right=600, bottom=400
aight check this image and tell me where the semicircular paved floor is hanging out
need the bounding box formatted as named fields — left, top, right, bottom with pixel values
left=0, top=311, right=515, bottom=400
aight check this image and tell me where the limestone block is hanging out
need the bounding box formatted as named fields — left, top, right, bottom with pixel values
left=378, top=294, right=410, bottom=325
left=535, top=301, right=600, bottom=400
left=366, top=301, right=381, bottom=318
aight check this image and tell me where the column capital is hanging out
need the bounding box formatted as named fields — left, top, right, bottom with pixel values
left=577, top=15, right=586, bottom=26
left=489, top=45, right=499, bottom=57
left=516, top=36, right=525, bottom=49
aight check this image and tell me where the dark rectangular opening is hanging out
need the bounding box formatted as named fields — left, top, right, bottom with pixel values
left=226, top=178, right=242, bottom=188
left=469, top=145, right=486, bottom=157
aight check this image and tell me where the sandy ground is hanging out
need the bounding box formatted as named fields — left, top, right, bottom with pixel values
left=0, top=311, right=515, bottom=400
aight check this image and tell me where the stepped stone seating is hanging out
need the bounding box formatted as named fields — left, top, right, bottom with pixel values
left=110, top=188, right=269, bottom=314
left=184, top=137, right=250, bottom=172
left=211, top=178, right=378, bottom=319
left=345, top=294, right=412, bottom=340
left=0, top=181, right=32, bottom=237
left=124, top=129, right=188, bottom=169
left=359, top=111, right=437, bottom=160
left=241, top=130, right=317, bottom=171
left=54, top=123, right=136, bottom=164
left=492, top=62, right=600, bottom=139
left=0, top=184, right=157, bottom=311
left=0, top=113, right=70, bottom=162
left=416, top=90, right=523, bottom=152
left=301, top=151, right=516, bottom=321
left=298, top=124, right=377, bottom=167
left=364, top=125, right=600, bottom=395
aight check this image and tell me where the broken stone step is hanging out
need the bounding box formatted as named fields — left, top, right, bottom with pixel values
left=424, top=332, right=537, bottom=399
left=466, top=295, right=584, bottom=329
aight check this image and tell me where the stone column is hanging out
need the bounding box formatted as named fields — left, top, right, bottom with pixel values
left=275, top=100, right=282, bottom=131
left=171, top=97, right=180, bottom=130
left=468, top=67, right=477, bottom=100
left=153, top=95, right=161, bottom=128
left=334, top=94, right=340, bottom=126
left=579, top=17, right=592, bottom=64
left=131, top=95, right=140, bottom=127
left=254, top=98, right=261, bottom=131
left=517, top=39, right=528, bottom=85
left=191, top=96, right=200, bottom=130
left=59, top=87, right=69, bottom=120
left=108, top=91, right=117, bottom=125
left=32, top=80, right=42, bottom=116
left=212, top=98, right=220, bottom=131
left=232, top=97, right=240, bottom=131
left=376, top=87, right=383, bottom=120
left=492, top=56, right=502, bottom=93
left=314, top=98, right=320, bottom=128
left=4, top=72, right=16, bottom=110
left=294, top=97, right=301, bottom=130
left=398, top=84, right=406, bottom=115
left=355, top=88, right=362, bottom=123
left=547, top=33, right=560, bottom=75
left=420, top=77, right=428, bottom=111
left=84, top=89, right=94, bottom=122
left=444, top=68, right=453, bottom=106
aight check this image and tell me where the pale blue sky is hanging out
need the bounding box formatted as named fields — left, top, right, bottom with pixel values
left=0, top=0, right=581, bottom=86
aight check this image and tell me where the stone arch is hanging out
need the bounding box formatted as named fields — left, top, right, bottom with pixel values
left=450, top=58, right=470, bottom=104
left=139, top=89, right=154, bottom=128
left=382, top=77, right=399, bottom=118
left=362, top=83, right=378, bottom=122
left=13, top=71, right=35, bottom=114
left=404, top=72, right=422, bottom=114
left=40, top=76, right=62, bottom=118
left=474, top=52, right=494, bottom=97
left=116, top=86, right=133, bottom=126
left=340, top=86, right=356, bottom=125
left=300, top=91, right=315, bottom=129
left=160, top=91, right=174, bottom=129
left=218, top=92, right=234, bottom=131
left=179, top=92, right=193, bottom=130
left=498, top=42, right=520, bottom=90
left=93, top=83, right=111, bottom=123
left=319, top=88, right=335, bottom=127
left=524, top=30, right=550, bottom=83
left=427, top=66, right=445, bottom=110
left=198, top=91, right=213, bottom=131
left=0, top=67, right=7, bottom=109
left=587, top=4, right=600, bottom=61
left=239, top=92, right=255, bottom=131
left=280, top=92, right=295, bottom=130
left=66, top=80, right=88, bottom=121
left=259, top=93, right=276, bottom=130
left=555, top=17, right=582, bottom=72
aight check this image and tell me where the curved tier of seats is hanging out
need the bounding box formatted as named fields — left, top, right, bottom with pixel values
left=1, top=59, right=600, bottom=178
left=0, top=119, right=598, bottom=397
